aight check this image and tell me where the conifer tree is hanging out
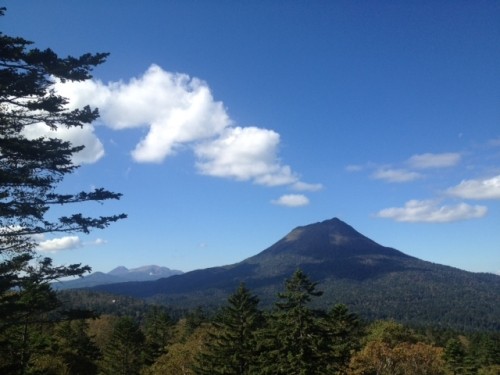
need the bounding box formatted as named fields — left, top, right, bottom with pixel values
left=0, top=7, right=125, bottom=372
left=100, top=316, right=145, bottom=375
left=257, top=269, right=326, bottom=375
left=143, top=306, right=175, bottom=364
left=323, top=304, right=361, bottom=374
left=195, top=283, right=262, bottom=375
left=52, top=319, right=101, bottom=374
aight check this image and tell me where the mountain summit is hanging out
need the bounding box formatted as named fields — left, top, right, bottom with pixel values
left=94, top=218, right=500, bottom=330
left=242, top=218, right=410, bottom=279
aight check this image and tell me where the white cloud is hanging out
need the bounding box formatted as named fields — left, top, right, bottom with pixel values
left=22, top=123, right=104, bottom=164
left=377, top=199, right=487, bottom=223
left=345, top=164, right=364, bottom=172
left=291, top=181, right=324, bottom=192
left=195, top=127, right=298, bottom=186
left=488, top=137, right=500, bottom=147
left=56, top=65, right=231, bottom=163
left=447, top=175, right=500, bottom=199
left=53, top=65, right=319, bottom=190
left=271, top=194, right=310, bottom=207
left=85, top=238, right=107, bottom=246
left=408, top=152, right=461, bottom=169
left=372, top=168, right=422, bottom=183
left=38, top=236, right=82, bottom=253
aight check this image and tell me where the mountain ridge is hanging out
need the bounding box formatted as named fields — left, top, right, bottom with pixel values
left=54, top=264, right=183, bottom=290
left=91, top=218, right=500, bottom=331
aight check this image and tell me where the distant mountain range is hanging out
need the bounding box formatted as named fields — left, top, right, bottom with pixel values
left=53, top=265, right=183, bottom=290
left=91, top=218, right=500, bottom=331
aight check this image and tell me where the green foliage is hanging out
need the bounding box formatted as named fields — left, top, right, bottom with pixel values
left=94, top=220, right=500, bottom=333
left=99, top=316, right=145, bottom=375
left=256, top=269, right=327, bottom=375
left=0, top=8, right=126, bottom=373
left=323, top=304, right=362, bottom=374
left=51, top=320, right=100, bottom=374
left=146, top=324, right=211, bottom=375
left=195, top=283, right=262, bottom=375
left=1, top=270, right=492, bottom=374
left=143, top=306, right=175, bottom=364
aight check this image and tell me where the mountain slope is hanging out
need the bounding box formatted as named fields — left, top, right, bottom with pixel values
left=54, top=265, right=183, bottom=290
left=93, top=218, right=500, bottom=331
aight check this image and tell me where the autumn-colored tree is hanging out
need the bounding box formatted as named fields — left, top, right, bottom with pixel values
left=145, top=321, right=212, bottom=375
left=348, top=321, right=445, bottom=375
left=349, top=340, right=445, bottom=375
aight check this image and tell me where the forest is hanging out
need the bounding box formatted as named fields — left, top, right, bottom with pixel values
left=1, top=269, right=499, bottom=374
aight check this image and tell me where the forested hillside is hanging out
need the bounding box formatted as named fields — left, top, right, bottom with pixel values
left=94, top=218, right=500, bottom=332
left=2, top=270, right=499, bottom=374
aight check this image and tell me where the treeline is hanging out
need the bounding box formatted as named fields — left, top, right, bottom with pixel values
left=1, top=270, right=498, bottom=374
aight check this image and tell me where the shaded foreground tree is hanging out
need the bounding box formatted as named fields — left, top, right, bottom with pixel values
left=195, top=283, right=262, bottom=375
left=323, top=304, right=361, bottom=374
left=256, top=269, right=327, bottom=375
left=99, top=317, right=145, bottom=375
left=143, top=306, right=175, bottom=365
left=0, top=7, right=125, bottom=373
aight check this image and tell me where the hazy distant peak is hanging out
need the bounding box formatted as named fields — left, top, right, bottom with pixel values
left=108, top=266, right=129, bottom=275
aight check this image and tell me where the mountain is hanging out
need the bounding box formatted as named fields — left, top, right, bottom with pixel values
left=93, top=218, right=500, bottom=331
left=53, top=265, right=183, bottom=290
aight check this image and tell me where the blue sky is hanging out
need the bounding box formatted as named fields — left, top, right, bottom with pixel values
left=3, top=1, right=500, bottom=274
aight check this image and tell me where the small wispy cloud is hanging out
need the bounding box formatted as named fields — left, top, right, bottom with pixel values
left=408, top=152, right=461, bottom=169
left=447, top=175, right=500, bottom=200
left=291, top=181, right=324, bottom=192
left=345, top=164, right=364, bottom=172
left=271, top=194, right=310, bottom=207
left=372, top=168, right=422, bottom=183
left=86, top=238, right=107, bottom=246
left=376, top=199, right=487, bottom=223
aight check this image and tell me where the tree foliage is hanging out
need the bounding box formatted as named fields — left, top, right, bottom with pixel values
left=99, top=316, right=145, bottom=375
left=0, top=7, right=125, bottom=372
left=195, top=283, right=262, bottom=375
left=256, top=269, right=327, bottom=375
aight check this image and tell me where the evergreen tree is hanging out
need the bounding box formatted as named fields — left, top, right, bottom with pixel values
left=99, top=316, right=145, bottom=375
left=52, top=319, right=101, bottom=374
left=195, top=283, right=262, bottom=375
left=444, top=337, right=482, bottom=375
left=143, top=306, right=175, bottom=364
left=257, top=269, right=326, bottom=375
left=0, top=7, right=125, bottom=372
left=0, top=4, right=125, bottom=328
left=323, top=304, right=361, bottom=374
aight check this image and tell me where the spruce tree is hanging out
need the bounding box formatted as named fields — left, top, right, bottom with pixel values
left=100, top=317, right=145, bottom=375
left=323, top=304, right=361, bottom=374
left=0, top=7, right=125, bottom=372
left=196, top=283, right=262, bottom=375
left=53, top=319, right=101, bottom=375
left=143, top=306, right=175, bottom=365
left=257, top=269, right=326, bottom=375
